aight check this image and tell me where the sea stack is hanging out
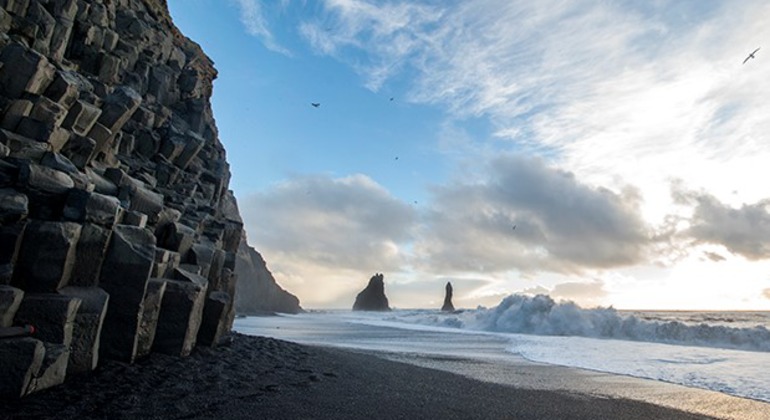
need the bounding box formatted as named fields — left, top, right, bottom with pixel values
left=352, top=273, right=390, bottom=311
left=441, top=282, right=455, bottom=312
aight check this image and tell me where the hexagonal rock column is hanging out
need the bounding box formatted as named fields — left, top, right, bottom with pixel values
left=0, top=43, right=55, bottom=99
left=62, top=189, right=122, bottom=226
left=136, top=278, right=167, bottom=358
left=12, top=221, right=81, bottom=292
left=0, top=337, right=44, bottom=398
left=152, top=279, right=207, bottom=357
left=0, top=222, right=26, bottom=285
left=10, top=294, right=82, bottom=396
left=58, top=287, right=109, bottom=375
left=196, top=290, right=231, bottom=346
left=98, top=225, right=155, bottom=363
left=0, top=188, right=28, bottom=224
left=13, top=294, right=81, bottom=347
left=68, top=223, right=112, bottom=287
left=0, top=285, right=24, bottom=327
left=27, top=343, right=70, bottom=395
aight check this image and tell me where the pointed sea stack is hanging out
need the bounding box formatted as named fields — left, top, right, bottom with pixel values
left=441, top=282, right=455, bottom=312
left=352, top=273, right=390, bottom=311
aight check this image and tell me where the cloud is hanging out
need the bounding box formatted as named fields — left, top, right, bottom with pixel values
left=297, top=1, right=770, bottom=209
left=233, top=0, right=292, bottom=55
left=299, top=0, right=443, bottom=90
left=673, top=187, right=770, bottom=260
left=381, top=276, right=498, bottom=309
left=522, top=285, right=550, bottom=296
left=414, top=154, right=650, bottom=274
left=240, top=174, right=416, bottom=273
left=764, top=289, right=770, bottom=300
left=702, top=251, right=726, bottom=262
left=518, top=280, right=608, bottom=307
left=233, top=1, right=770, bottom=309
left=551, top=280, right=607, bottom=301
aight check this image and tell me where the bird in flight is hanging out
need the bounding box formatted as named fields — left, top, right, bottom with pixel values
left=743, top=47, right=760, bottom=64
left=311, top=103, right=320, bottom=108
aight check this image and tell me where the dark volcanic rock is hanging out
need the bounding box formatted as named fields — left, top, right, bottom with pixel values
left=152, top=279, right=207, bottom=357
left=234, top=236, right=301, bottom=315
left=353, top=273, right=390, bottom=311
left=0, top=0, right=256, bottom=398
left=0, top=337, right=45, bottom=399
left=58, top=287, right=109, bottom=375
left=441, top=282, right=455, bottom=312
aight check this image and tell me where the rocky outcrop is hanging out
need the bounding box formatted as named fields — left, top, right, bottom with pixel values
left=0, top=0, right=243, bottom=398
left=441, top=282, right=454, bottom=312
left=353, top=273, right=390, bottom=311
left=234, top=236, right=301, bottom=315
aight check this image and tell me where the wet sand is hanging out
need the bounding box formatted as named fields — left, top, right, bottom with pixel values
left=0, top=333, right=759, bottom=419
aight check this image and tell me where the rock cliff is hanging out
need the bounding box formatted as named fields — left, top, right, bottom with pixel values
left=0, top=0, right=243, bottom=398
left=352, top=273, right=390, bottom=311
left=234, top=235, right=301, bottom=315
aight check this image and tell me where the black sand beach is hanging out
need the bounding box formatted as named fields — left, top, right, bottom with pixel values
left=1, top=333, right=719, bottom=420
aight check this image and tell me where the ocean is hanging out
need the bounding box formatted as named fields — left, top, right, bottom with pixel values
left=234, top=294, right=770, bottom=405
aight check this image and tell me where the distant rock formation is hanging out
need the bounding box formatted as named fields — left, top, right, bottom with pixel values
left=235, top=236, right=301, bottom=315
left=441, top=282, right=455, bottom=312
left=352, top=273, right=390, bottom=311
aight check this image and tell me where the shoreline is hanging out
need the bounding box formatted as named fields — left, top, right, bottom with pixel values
left=2, top=333, right=759, bottom=420
left=368, top=349, right=770, bottom=420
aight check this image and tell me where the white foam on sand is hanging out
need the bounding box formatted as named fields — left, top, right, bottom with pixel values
left=385, top=295, right=770, bottom=352
left=235, top=304, right=770, bottom=405
left=507, top=333, right=770, bottom=403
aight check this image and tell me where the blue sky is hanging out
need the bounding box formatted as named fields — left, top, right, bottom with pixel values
left=168, top=0, right=770, bottom=310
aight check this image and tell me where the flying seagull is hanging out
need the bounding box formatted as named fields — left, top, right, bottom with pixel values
left=743, top=47, right=760, bottom=64
left=311, top=103, right=320, bottom=108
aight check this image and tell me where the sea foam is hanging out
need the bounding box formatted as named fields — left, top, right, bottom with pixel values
left=391, top=294, right=770, bottom=352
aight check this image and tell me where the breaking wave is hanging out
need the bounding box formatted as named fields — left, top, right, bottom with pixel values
left=398, top=294, right=770, bottom=352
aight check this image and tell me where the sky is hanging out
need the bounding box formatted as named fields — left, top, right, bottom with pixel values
left=167, top=0, right=770, bottom=310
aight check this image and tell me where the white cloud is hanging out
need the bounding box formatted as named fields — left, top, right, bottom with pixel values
left=551, top=280, right=607, bottom=303
left=298, top=1, right=770, bottom=208
left=299, top=0, right=443, bottom=90
left=235, top=1, right=770, bottom=309
left=241, top=173, right=415, bottom=271
left=239, top=174, right=417, bottom=306
left=522, top=285, right=550, bottom=296
left=414, top=154, right=650, bottom=275
left=671, top=187, right=770, bottom=260
left=233, top=0, right=293, bottom=55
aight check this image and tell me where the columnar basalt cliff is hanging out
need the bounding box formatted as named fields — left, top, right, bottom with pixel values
left=0, top=0, right=243, bottom=398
